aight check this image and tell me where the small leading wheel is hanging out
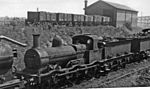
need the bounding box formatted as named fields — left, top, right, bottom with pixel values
left=72, top=71, right=83, bottom=84
left=41, top=80, right=51, bottom=89
left=41, top=73, right=59, bottom=89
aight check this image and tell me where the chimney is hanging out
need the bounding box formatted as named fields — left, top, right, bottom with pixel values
left=37, top=8, right=39, bottom=12
left=32, top=34, right=40, bottom=48
left=84, top=0, right=88, bottom=14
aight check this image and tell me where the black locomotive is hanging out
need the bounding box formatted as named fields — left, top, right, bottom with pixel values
left=0, top=28, right=150, bottom=89
left=14, top=30, right=150, bottom=89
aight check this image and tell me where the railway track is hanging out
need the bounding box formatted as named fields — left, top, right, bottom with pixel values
left=67, top=59, right=150, bottom=88
left=99, top=64, right=150, bottom=87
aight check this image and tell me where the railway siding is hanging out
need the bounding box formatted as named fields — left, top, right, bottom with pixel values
left=68, top=59, right=150, bottom=88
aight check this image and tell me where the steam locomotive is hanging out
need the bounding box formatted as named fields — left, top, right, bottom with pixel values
left=26, top=11, right=111, bottom=26
left=15, top=30, right=150, bottom=89
left=1, top=29, right=150, bottom=89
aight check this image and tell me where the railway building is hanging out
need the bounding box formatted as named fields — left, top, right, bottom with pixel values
left=84, top=0, right=138, bottom=27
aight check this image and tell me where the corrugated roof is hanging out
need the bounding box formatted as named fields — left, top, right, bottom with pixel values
left=86, top=0, right=138, bottom=12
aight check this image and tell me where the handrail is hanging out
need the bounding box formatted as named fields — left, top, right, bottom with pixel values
left=0, top=35, right=27, bottom=47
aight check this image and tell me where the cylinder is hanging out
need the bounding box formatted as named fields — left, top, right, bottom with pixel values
left=32, top=34, right=40, bottom=48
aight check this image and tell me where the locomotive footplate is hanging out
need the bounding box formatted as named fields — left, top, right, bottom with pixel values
left=0, top=79, right=24, bottom=89
left=57, top=65, right=97, bottom=77
left=105, top=53, right=133, bottom=62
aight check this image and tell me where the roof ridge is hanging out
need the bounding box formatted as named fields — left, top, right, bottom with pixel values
left=86, top=0, right=138, bottom=12
left=104, top=1, right=137, bottom=12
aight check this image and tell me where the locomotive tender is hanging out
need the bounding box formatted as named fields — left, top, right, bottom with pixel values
left=15, top=31, right=150, bottom=89
left=26, top=11, right=110, bottom=26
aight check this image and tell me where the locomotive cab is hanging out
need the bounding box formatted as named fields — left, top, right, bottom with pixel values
left=72, top=33, right=99, bottom=50
left=72, top=34, right=103, bottom=63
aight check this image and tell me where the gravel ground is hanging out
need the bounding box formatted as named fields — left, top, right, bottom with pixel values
left=67, top=59, right=150, bottom=88
left=104, top=68, right=150, bottom=88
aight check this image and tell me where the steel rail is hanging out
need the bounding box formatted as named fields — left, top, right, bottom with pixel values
left=99, top=64, right=150, bottom=87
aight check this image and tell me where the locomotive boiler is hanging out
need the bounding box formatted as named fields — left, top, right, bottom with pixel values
left=17, top=33, right=104, bottom=88
left=24, top=34, right=87, bottom=71
left=16, top=32, right=150, bottom=89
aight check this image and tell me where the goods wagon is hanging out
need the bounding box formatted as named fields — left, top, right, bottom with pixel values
left=27, top=11, right=47, bottom=23
left=93, top=15, right=103, bottom=26
left=46, top=12, right=57, bottom=24
left=84, top=15, right=94, bottom=26
left=27, top=11, right=111, bottom=26
left=102, top=16, right=111, bottom=25
left=140, top=37, right=150, bottom=52
left=72, top=14, right=85, bottom=26
left=131, top=37, right=150, bottom=52
left=56, top=13, right=72, bottom=26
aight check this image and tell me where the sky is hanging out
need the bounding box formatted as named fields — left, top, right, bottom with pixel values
left=0, top=0, right=150, bottom=17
